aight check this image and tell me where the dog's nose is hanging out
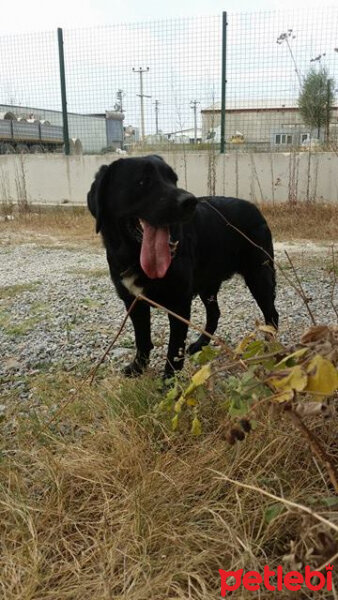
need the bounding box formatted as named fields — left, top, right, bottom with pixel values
left=178, top=194, right=197, bottom=212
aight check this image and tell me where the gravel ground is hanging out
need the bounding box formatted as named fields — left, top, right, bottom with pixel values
left=1, top=237, right=337, bottom=400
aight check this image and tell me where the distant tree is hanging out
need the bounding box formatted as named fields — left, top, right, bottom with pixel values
left=298, top=67, right=335, bottom=141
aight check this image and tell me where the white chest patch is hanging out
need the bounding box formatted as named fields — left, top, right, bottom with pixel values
left=121, top=273, right=144, bottom=297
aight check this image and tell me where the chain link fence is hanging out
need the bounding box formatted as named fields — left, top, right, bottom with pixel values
left=0, top=8, right=337, bottom=155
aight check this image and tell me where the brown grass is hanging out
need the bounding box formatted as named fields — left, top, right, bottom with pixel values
left=0, top=206, right=98, bottom=247
left=261, top=202, right=338, bottom=241
left=1, top=202, right=337, bottom=246
left=1, top=201, right=337, bottom=598
left=1, top=372, right=337, bottom=600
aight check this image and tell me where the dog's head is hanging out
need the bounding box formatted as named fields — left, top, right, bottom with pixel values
left=87, top=155, right=197, bottom=279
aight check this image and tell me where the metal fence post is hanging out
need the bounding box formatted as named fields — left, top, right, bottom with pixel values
left=220, top=12, right=227, bottom=154
left=57, top=27, right=70, bottom=156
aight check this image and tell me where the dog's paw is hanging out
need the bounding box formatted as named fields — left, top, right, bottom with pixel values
left=187, top=334, right=211, bottom=356
left=121, top=361, right=144, bottom=377
left=187, top=339, right=204, bottom=355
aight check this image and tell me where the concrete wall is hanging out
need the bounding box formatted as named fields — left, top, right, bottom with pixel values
left=1, top=151, right=338, bottom=207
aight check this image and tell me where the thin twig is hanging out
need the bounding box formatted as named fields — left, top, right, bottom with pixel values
left=244, top=349, right=284, bottom=363
left=317, top=551, right=338, bottom=573
left=137, top=293, right=234, bottom=357
left=205, top=201, right=319, bottom=323
left=330, top=245, right=338, bottom=320
left=88, top=296, right=139, bottom=385
left=43, top=292, right=239, bottom=428
left=210, top=471, right=338, bottom=534
left=206, top=201, right=274, bottom=259
left=284, top=250, right=316, bottom=325
left=44, top=297, right=140, bottom=428
left=285, top=408, right=338, bottom=493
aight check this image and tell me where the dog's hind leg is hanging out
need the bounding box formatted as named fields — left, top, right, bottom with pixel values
left=187, top=286, right=221, bottom=355
left=243, top=266, right=279, bottom=329
left=122, top=299, right=154, bottom=376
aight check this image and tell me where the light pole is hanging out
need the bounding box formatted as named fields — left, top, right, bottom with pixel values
left=154, top=100, right=160, bottom=135
left=132, top=67, right=151, bottom=142
left=190, top=100, right=200, bottom=144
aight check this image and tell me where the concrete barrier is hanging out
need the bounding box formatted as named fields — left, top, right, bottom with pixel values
left=1, top=151, right=337, bottom=206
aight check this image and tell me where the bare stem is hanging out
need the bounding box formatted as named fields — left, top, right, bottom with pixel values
left=205, top=201, right=319, bottom=323
left=284, top=250, right=316, bottom=325
left=285, top=408, right=338, bottom=493
left=138, top=293, right=233, bottom=357
left=211, top=470, right=338, bottom=534
left=44, top=297, right=140, bottom=427
left=89, top=296, right=139, bottom=385
left=329, top=245, right=338, bottom=320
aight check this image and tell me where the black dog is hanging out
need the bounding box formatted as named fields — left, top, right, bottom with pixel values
left=87, top=155, right=278, bottom=377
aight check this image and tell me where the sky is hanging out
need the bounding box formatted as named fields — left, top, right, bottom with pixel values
left=0, top=0, right=335, bottom=34
left=1, top=1, right=337, bottom=138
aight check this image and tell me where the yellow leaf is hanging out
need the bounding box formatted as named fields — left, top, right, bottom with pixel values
left=192, top=363, right=211, bottom=386
left=174, top=396, right=186, bottom=413
left=275, top=348, right=308, bottom=369
left=184, top=363, right=211, bottom=396
left=269, top=365, right=308, bottom=392
left=172, top=414, right=179, bottom=431
left=257, top=324, right=277, bottom=336
left=234, top=333, right=255, bottom=355
left=191, top=416, right=202, bottom=436
left=186, top=397, right=198, bottom=407
left=270, top=389, right=294, bottom=403
left=305, top=355, right=338, bottom=396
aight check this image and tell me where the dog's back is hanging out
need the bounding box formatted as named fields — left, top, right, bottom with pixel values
left=187, top=196, right=275, bottom=286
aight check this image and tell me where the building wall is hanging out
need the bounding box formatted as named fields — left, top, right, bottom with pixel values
left=202, top=108, right=338, bottom=146
left=1, top=151, right=338, bottom=206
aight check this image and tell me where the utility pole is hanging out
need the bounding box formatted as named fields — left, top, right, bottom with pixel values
left=132, top=67, right=151, bottom=142
left=190, top=100, right=200, bottom=144
left=154, top=100, right=160, bottom=135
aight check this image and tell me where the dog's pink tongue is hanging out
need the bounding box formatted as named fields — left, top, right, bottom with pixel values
left=140, top=220, right=171, bottom=279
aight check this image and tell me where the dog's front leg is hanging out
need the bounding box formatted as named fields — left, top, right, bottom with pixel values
left=122, top=299, right=153, bottom=376
left=164, top=300, right=191, bottom=378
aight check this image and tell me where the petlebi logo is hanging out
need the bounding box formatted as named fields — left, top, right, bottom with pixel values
left=219, top=564, right=333, bottom=596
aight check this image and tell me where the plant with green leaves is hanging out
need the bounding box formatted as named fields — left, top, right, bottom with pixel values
left=157, top=323, right=338, bottom=491
left=298, top=67, right=335, bottom=142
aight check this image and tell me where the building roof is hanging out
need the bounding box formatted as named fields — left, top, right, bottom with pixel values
left=165, top=127, right=202, bottom=136
left=0, top=103, right=106, bottom=120
left=202, top=99, right=300, bottom=112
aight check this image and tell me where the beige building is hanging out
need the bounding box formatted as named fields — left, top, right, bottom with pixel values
left=201, top=100, right=338, bottom=150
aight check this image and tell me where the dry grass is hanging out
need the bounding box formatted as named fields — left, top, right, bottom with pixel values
left=0, top=206, right=98, bottom=247
left=1, top=201, right=337, bottom=598
left=1, top=202, right=337, bottom=247
left=261, top=202, right=338, bottom=241
left=1, top=371, right=337, bottom=600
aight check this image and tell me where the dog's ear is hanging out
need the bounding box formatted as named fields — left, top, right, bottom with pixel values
left=87, top=161, right=120, bottom=233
